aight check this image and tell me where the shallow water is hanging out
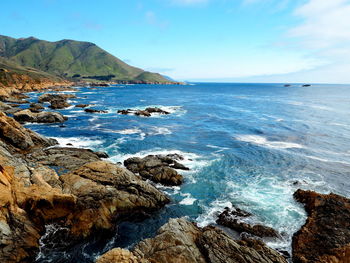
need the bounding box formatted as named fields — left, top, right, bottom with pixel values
left=26, top=82, right=350, bottom=262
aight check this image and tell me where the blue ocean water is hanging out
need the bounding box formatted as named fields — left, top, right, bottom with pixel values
left=27, top=82, right=350, bottom=262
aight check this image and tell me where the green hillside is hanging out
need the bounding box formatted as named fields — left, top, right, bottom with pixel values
left=0, top=35, right=169, bottom=82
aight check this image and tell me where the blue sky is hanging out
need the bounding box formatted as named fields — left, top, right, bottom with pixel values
left=1, top=0, right=350, bottom=83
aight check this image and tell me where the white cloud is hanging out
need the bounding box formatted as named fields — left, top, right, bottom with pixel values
left=289, top=0, right=350, bottom=49
left=282, top=0, right=350, bottom=83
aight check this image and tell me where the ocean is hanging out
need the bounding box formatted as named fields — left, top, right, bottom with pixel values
left=25, top=82, right=350, bottom=262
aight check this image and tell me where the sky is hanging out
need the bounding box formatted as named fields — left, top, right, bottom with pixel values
left=1, top=0, right=350, bottom=83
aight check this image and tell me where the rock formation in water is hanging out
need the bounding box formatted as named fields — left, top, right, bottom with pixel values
left=124, top=154, right=188, bottom=186
left=118, top=107, right=170, bottom=117
left=292, top=189, right=350, bottom=263
left=216, top=207, right=279, bottom=238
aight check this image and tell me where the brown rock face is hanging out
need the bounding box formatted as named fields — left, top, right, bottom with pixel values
left=98, top=218, right=287, bottom=263
left=292, top=189, right=350, bottom=263
left=96, top=248, right=147, bottom=263
left=0, top=164, right=76, bottom=262
left=124, top=154, right=187, bottom=186
left=60, top=161, right=170, bottom=238
left=0, top=112, right=57, bottom=151
left=13, top=109, right=67, bottom=123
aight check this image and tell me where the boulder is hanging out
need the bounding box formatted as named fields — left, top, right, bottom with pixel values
left=13, top=109, right=67, bottom=123
left=29, top=103, right=44, bottom=113
left=292, top=189, right=350, bottom=263
left=59, top=161, right=170, bottom=238
left=49, top=99, right=71, bottom=109
left=38, top=93, right=76, bottom=103
left=216, top=207, right=279, bottom=238
left=124, top=154, right=188, bottom=186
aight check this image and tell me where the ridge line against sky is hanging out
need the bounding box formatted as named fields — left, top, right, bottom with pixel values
left=1, top=0, right=350, bottom=83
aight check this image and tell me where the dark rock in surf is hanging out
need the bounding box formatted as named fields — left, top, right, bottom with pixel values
left=216, top=207, right=279, bottom=238
left=124, top=154, right=188, bottom=186
left=84, top=108, right=108, bottom=113
left=118, top=107, right=170, bottom=117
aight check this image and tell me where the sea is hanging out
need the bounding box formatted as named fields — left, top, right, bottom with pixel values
left=22, top=82, right=350, bottom=262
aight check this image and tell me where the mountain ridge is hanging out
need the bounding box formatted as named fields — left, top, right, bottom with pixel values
left=0, top=35, right=170, bottom=83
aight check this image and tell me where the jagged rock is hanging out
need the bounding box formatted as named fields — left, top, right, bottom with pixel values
left=292, top=189, right=350, bottom=263
left=197, top=226, right=287, bottom=263
left=0, top=112, right=57, bottom=151
left=84, top=108, right=108, bottom=113
left=130, top=217, right=287, bottom=263
left=60, top=161, right=170, bottom=238
left=0, top=164, right=76, bottom=262
left=216, top=207, right=278, bottom=238
left=124, top=154, right=187, bottom=186
left=118, top=107, right=170, bottom=117
left=13, top=109, right=67, bottom=123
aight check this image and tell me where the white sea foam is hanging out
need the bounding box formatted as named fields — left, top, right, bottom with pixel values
left=114, top=128, right=142, bottom=135
left=148, top=127, right=172, bottom=135
left=236, top=135, right=303, bottom=149
left=197, top=199, right=233, bottom=227
left=50, top=136, right=104, bottom=149
left=179, top=193, right=197, bottom=205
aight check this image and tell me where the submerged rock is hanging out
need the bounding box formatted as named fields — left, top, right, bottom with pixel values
left=292, top=189, right=350, bottom=263
left=84, top=108, right=108, bottom=113
left=118, top=107, right=170, bottom=117
left=216, top=207, right=279, bottom=238
left=13, top=109, right=67, bottom=123
left=124, top=154, right=188, bottom=186
left=98, top=217, right=287, bottom=263
left=75, top=104, right=90, bottom=108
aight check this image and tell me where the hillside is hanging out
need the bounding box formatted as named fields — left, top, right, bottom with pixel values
left=0, top=57, right=71, bottom=97
left=0, top=35, right=169, bottom=83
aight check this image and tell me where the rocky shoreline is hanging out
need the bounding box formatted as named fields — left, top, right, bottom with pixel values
left=0, top=84, right=349, bottom=263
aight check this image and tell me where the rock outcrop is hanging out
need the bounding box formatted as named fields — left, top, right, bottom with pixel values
left=29, top=103, right=44, bottom=113
left=38, top=93, right=75, bottom=109
left=98, top=218, right=287, bottom=263
left=118, top=107, right=170, bottom=117
left=59, top=161, right=170, bottom=238
left=216, top=207, right=279, bottom=238
left=96, top=248, right=147, bottom=263
left=124, top=154, right=188, bottom=186
left=0, top=112, right=57, bottom=151
left=13, top=109, right=67, bottom=123
left=292, top=189, right=350, bottom=263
